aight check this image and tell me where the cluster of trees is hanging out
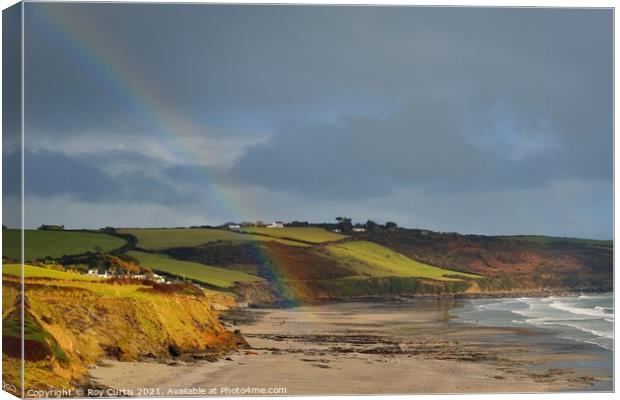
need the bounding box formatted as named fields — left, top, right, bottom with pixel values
left=287, top=220, right=310, bottom=227
left=56, top=251, right=151, bottom=278
left=335, top=217, right=353, bottom=232
left=97, top=219, right=402, bottom=232
left=38, top=224, right=65, bottom=231
left=335, top=217, right=398, bottom=233
left=365, top=220, right=398, bottom=231
left=86, top=254, right=154, bottom=278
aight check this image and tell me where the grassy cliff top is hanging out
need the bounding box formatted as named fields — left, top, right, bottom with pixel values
left=118, top=228, right=308, bottom=250
left=3, top=264, right=102, bottom=281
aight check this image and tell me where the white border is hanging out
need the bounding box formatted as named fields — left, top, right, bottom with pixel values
left=0, top=2, right=616, bottom=400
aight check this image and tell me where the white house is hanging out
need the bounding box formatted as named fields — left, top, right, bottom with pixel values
left=228, top=224, right=241, bottom=230
left=266, top=221, right=284, bottom=228
left=352, top=227, right=366, bottom=233
left=87, top=269, right=109, bottom=278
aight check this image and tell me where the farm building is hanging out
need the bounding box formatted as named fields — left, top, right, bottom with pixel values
left=228, top=224, right=241, bottom=230
left=267, top=221, right=285, bottom=228
left=87, top=268, right=109, bottom=278
left=352, top=227, right=366, bottom=233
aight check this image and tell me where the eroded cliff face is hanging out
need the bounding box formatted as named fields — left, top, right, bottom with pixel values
left=2, top=276, right=240, bottom=391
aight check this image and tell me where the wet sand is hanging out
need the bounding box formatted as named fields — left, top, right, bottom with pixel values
left=89, top=302, right=612, bottom=395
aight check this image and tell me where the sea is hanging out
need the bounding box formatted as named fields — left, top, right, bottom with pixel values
left=453, top=293, right=614, bottom=351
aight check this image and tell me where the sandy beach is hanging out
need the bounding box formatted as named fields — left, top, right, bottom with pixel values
left=89, top=301, right=612, bottom=395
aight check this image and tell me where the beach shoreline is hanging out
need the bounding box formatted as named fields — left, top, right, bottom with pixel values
left=88, top=301, right=612, bottom=395
left=244, top=289, right=613, bottom=309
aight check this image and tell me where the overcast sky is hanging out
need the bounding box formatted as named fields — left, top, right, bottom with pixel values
left=3, top=4, right=613, bottom=238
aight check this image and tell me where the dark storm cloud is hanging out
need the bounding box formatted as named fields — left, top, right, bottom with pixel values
left=26, top=5, right=611, bottom=135
left=19, top=4, right=612, bottom=237
left=224, top=7, right=612, bottom=199
left=231, top=96, right=610, bottom=199
left=9, top=150, right=200, bottom=206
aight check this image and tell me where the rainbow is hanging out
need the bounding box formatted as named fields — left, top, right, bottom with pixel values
left=27, top=4, right=253, bottom=219
left=28, top=4, right=309, bottom=305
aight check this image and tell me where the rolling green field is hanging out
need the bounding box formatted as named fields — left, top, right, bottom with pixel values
left=327, top=241, right=481, bottom=281
left=3, top=264, right=102, bottom=281
left=240, top=227, right=347, bottom=243
left=3, top=229, right=127, bottom=261
left=128, top=251, right=260, bottom=288
left=119, top=228, right=308, bottom=250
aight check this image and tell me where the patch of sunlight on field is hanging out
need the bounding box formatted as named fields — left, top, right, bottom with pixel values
left=327, top=241, right=481, bottom=281
left=240, top=227, right=347, bottom=243
left=2, top=267, right=160, bottom=299
left=128, top=251, right=260, bottom=288
left=119, top=228, right=308, bottom=250
left=3, top=264, right=102, bottom=281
